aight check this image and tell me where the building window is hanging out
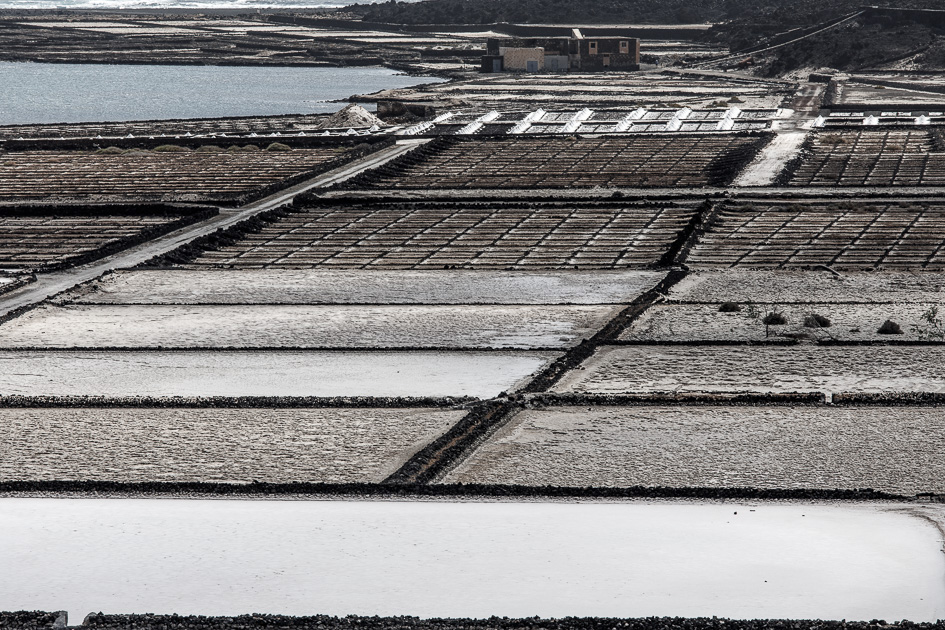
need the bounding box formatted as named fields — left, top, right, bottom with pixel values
left=620, top=40, right=629, bottom=53
left=589, top=41, right=597, bottom=54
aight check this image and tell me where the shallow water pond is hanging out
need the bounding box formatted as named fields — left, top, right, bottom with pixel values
left=0, top=62, right=442, bottom=124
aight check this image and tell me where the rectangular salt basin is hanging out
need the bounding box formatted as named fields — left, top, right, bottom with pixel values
left=554, top=345, right=945, bottom=395
left=0, top=304, right=619, bottom=350
left=0, top=408, right=464, bottom=484
left=444, top=406, right=945, bottom=494
left=0, top=351, right=555, bottom=398
left=621, top=303, right=945, bottom=342
left=1, top=499, right=943, bottom=623
left=69, top=269, right=664, bottom=305
left=668, top=270, right=945, bottom=303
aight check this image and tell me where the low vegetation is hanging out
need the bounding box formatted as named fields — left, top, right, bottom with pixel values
left=153, top=144, right=191, bottom=153
left=878, top=319, right=903, bottom=335
left=762, top=311, right=787, bottom=326
left=912, top=306, right=945, bottom=340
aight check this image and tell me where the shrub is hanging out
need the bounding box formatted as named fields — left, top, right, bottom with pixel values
left=241, top=144, right=261, bottom=152
left=877, top=319, right=903, bottom=335
left=152, top=144, right=190, bottom=152
left=912, top=306, right=945, bottom=340
left=804, top=313, right=831, bottom=328
left=762, top=311, right=787, bottom=325
left=719, top=302, right=742, bottom=312
left=195, top=145, right=224, bottom=153
left=95, top=146, right=125, bottom=155
left=266, top=142, right=292, bottom=152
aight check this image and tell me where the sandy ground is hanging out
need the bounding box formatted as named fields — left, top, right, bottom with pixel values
left=667, top=270, right=945, bottom=304
left=0, top=351, right=556, bottom=399
left=0, top=304, right=621, bottom=350
left=68, top=269, right=664, bottom=305
left=0, top=408, right=463, bottom=484
left=733, top=131, right=807, bottom=187
left=622, top=303, right=945, bottom=342
left=555, top=345, right=945, bottom=396
left=0, top=499, right=942, bottom=623
left=445, top=405, right=945, bottom=494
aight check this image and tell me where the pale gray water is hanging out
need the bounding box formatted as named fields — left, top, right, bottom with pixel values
left=1, top=0, right=408, bottom=8
left=0, top=62, right=443, bottom=124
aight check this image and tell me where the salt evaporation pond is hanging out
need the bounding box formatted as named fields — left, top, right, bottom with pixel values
left=0, top=350, right=553, bottom=398
left=0, top=62, right=443, bottom=124
left=1, top=499, right=943, bottom=623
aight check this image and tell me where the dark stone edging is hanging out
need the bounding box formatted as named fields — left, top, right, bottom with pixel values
left=140, top=196, right=694, bottom=268
left=71, top=615, right=945, bottom=630
left=384, top=400, right=517, bottom=484
left=0, top=396, right=476, bottom=409
left=834, top=392, right=945, bottom=405
left=339, top=133, right=775, bottom=191
left=138, top=205, right=294, bottom=267
left=0, top=204, right=218, bottom=275
left=521, top=269, right=689, bottom=393
left=522, top=392, right=827, bottom=406
left=0, top=610, right=63, bottom=630
left=0, top=481, right=912, bottom=502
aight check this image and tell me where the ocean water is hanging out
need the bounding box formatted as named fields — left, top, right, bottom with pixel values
left=0, top=0, right=405, bottom=7
left=0, top=62, right=444, bottom=124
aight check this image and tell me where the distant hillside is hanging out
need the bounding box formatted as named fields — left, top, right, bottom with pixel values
left=708, top=7, right=945, bottom=75
left=345, top=0, right=945, bottom=75
left=346, top=0, right=899, bottom=26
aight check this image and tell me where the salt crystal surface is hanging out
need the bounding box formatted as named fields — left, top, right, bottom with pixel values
left=0, top=499, right=942, bottom=623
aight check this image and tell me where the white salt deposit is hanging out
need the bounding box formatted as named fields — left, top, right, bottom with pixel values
left=0, top=499, right=942, bottom=623
left=0, top=351, right=555, bottom=398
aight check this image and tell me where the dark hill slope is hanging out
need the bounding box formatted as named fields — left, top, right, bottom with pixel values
left=347, top=0, right=929, bottom=27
